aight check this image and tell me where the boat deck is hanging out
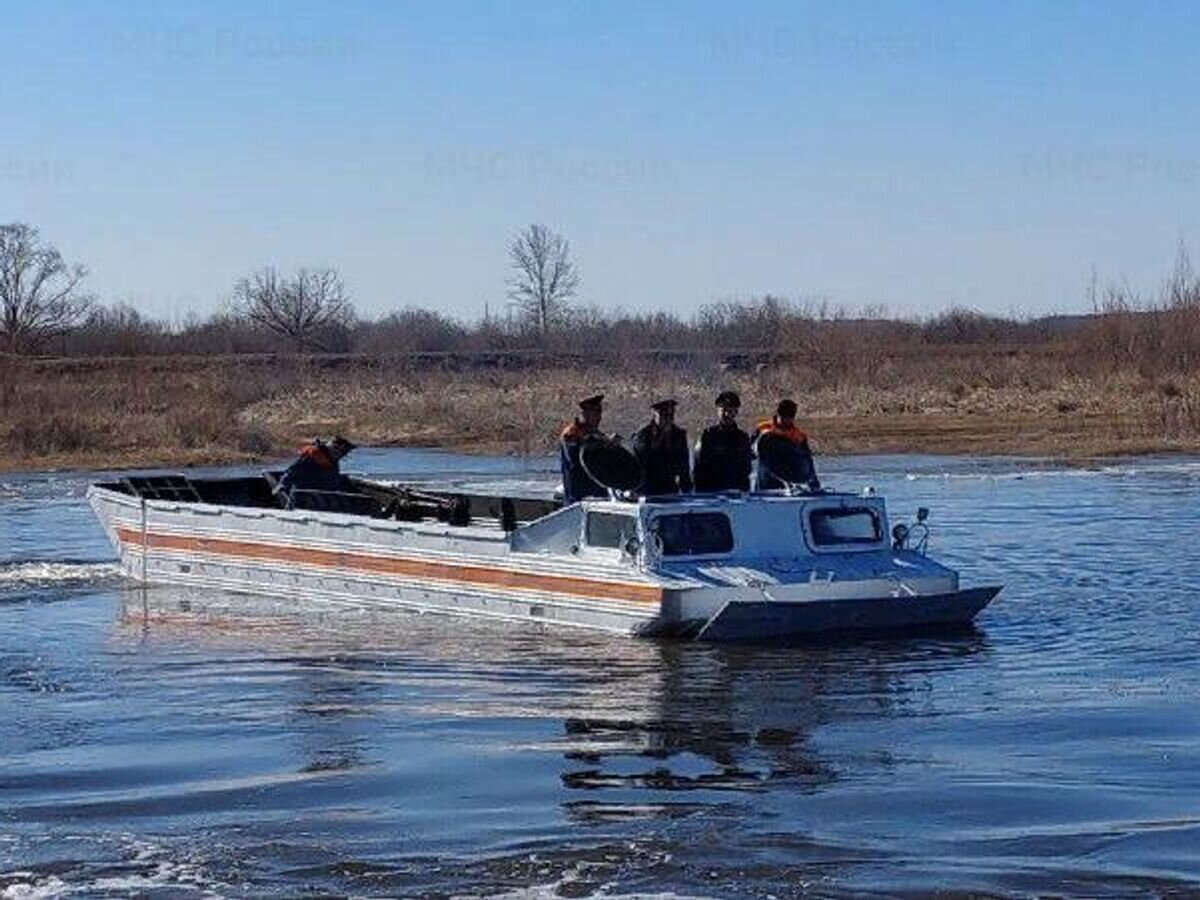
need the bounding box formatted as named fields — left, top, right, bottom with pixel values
left=95, top=474, right=562, bottom=531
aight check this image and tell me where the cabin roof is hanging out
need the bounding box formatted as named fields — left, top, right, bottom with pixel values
left=583, top=491, right=866, bottom=513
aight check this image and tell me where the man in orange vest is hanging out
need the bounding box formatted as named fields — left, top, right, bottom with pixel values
left=275, top=435, right=356, bottom=501
left=753, top=399, right=820, bottom=491
left=559, top=394, right=610, bottom=502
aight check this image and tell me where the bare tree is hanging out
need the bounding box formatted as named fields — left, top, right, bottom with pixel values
left=233, top=266, right=354, bottom=351
left=507, top=224, right=580, bottom=336
left=0, top=223, right=94, bottom=353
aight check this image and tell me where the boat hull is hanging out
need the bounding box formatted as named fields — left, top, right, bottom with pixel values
left=88, top=486, right=664, bottom=636
left=686, top=586, right=1002, bottom=642
left=88, top=486, right=1000, bottom=643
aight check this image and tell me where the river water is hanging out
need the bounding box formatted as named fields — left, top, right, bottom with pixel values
left=2, top=450, right=1198, bottom=898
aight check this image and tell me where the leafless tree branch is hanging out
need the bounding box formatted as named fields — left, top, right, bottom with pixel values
left=0, top=223, right=94, bottom=353
left=506, top=224, right=579, bottom=336
left=232, top=266, right=354, bottom=350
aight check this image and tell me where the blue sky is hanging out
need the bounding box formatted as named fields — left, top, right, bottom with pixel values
left=4, top=1, right=1198, bottom=321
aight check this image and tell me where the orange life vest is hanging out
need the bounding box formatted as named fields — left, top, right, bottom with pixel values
left=299, top=442, right=336, bottom=469
left=756, top=418, right=807, bottom=445
left=561, top=420, right=597, bottom=443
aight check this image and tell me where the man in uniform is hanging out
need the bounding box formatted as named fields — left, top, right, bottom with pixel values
left=632, top=398, right=693, bottom=496
left=693, top=390, right=753, bottom=492
left=753, top=399, right=820, bottom=491
left=560, top=394, right=610, bottom=503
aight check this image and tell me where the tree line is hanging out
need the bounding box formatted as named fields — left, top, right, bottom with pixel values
left=5, top=220, right=1200, bottom=380
left=1, top=221, right=580, bottom=355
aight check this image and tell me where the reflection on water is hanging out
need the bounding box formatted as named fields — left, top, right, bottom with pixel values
left=113, top=585, right=992, bottom=787
left=2, top=452, right=1200, bottom=897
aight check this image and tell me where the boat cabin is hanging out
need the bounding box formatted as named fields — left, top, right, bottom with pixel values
left=520, top=492, right=891, bottom=567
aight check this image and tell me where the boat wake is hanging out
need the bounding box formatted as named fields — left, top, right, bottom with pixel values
left=0, top=834, right=225, bottom=900
left=0, top=561, right=122, bottom=593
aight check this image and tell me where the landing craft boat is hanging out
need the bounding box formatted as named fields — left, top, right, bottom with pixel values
left=87, top=445, right=1001, bottom=641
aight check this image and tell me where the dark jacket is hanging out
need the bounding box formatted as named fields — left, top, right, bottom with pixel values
left=632, top=422, right=693, bottom=496
left=560, top=420, right=608, bottom=503
left=694, top=422, right=753, bottom=492
left=277, top=443, right=345, bottom=497
left=753, top=420, right=820, bottom=491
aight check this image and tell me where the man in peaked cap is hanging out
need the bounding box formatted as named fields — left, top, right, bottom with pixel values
left=559, top=394, right=610, bottom=503
left=693, top=390, right=753, bottom=492
left=632, top=397, right=693, bottom=496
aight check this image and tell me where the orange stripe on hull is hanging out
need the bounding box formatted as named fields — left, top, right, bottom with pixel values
left=114, top=527, right=663, bottom=606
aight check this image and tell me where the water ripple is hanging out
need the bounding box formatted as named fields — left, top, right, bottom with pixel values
left=2, top=451, right=1200, bottom=896
left=0, top=562, right=121, bottom=593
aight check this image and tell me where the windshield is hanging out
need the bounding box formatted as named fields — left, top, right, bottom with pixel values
left=808, top=507, right=883, bottom=546
left=586, top=512, right=637, bottom=548
left=654, top=512, right=734, bottom=556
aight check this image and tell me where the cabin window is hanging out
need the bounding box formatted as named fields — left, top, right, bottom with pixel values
left=654, top=512, right=734, bottom=556
left=808, top=507, right=883, bottom=546
left=586, top=512, right=637, bottom=549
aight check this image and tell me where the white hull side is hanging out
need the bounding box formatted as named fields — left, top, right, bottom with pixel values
left=88, top=486, right=1000, bottom=641
left=88, top=487, right=666, bottom=636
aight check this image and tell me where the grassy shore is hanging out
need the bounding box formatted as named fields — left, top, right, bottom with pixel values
left=3, top=348, right=1200, bottom=474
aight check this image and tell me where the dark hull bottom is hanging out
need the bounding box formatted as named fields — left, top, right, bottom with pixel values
left=669, top=586, right=1002, bottom=643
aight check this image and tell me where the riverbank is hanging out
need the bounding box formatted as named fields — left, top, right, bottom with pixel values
left=2, top=353, right=1199, bottom=472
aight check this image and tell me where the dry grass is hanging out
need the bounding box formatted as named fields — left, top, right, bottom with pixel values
left=9, top=244, right=1200, bottom=471
left=0, top=356, right=298, bottom=470
left=4, top=344, right=1200, bottom=472
left=9, top=250, right=1200, bottom=472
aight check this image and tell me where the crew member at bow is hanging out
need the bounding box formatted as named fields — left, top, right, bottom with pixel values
left=275, top=435, right=356, bottom=502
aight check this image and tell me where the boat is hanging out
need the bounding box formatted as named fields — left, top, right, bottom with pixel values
left=87, top=445, right=1001, bottom=642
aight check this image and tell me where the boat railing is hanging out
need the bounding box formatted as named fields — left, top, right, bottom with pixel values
left=101, top=471, right=559, bottom=530
left=119, top=475, right=204, bottom=503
